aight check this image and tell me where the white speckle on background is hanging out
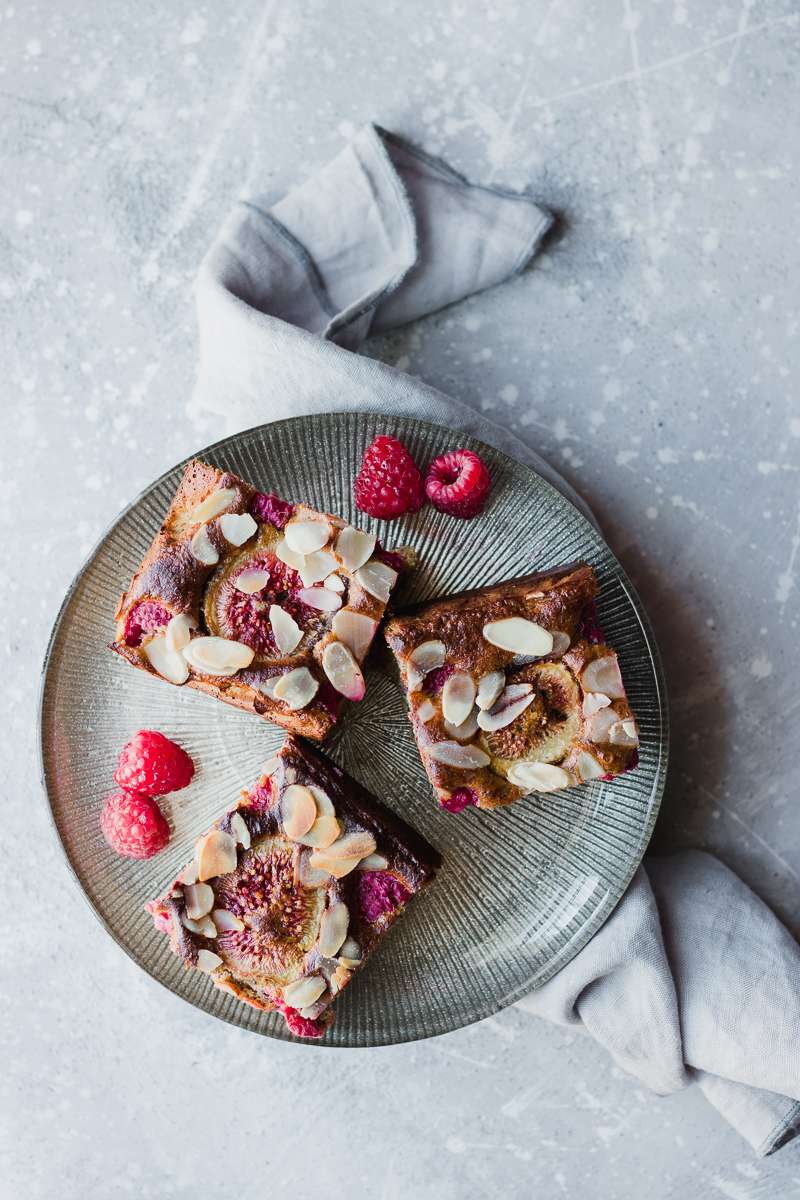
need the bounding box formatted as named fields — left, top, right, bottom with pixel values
left=500, top=383, right=518, bottom=404
left=750, top=656, right=773, bottom=679
left=180, top=14, right=208, bottom=44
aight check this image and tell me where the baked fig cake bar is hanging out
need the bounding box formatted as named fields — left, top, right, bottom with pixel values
left=384, top=563, right=639, bottom=811
left=111, top=458, right=408, bottom=739
left=147, top=735, right=439, bottom=1038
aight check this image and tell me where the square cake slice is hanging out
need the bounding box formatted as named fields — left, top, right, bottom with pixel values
left=146, top=735, right=440, bottom=1039
left=384, top=563, right=640, bottom=812
left=111, top=458, right=409, bottom=740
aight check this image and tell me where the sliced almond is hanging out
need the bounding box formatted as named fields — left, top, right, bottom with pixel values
left=143, top=634, right=189, bottom=684
left=182, top=912, right=217, bottom=937
left=336, top=526, right=376, bottom=572
left=339, top=937, right=362, bottom=961
left=331, top=609, right=377, bottom=661
left=476, top=670, right=505, bottom=711
left=482, top=617, right=554, bottom=657
left=409, top=640, right=446, bottom=675
left=300, top=549, right=338, bottom=587
left=275, top=537, right=306, bottom=572
left=507, top=761, right=572, bottom=793
left=354, top=559, right=397, bottom=603
left=269, top=604, right=303, bottom=655
left=282, top=784, right=317, bottom=840
left=273, top=666, right=319, bottom=710
left=189, top=487, right=237, bottom=525
left=358, top=853, right=388, bottom=871
left=442, top=672, right=476, bottom=727
left=324, top=573, right=345, bottom=593
left=583, top=692, right=611, bottom=717
left=443, top=709, right=480, bottom=741
left=297, top=851, right=330, bottom=888
left=218, top=512, right=257, bottom=546
left=179, top=861, right=199, bottom=885
left=476, top=683, right=534, bottom=732
left=550, top=631, right=571, bottom=657
left=183, top=882, right=214, bottom=920
left=196, top=948, right=224, bottom=972
left=230, top=811, right=251, bottom=849
left=211, top=908, right=245, bottom=933
left=585, top=706, right=620, bottom=744
left=283, top=974, right=326, bottom=1009
left=296, top=586, right=342, bottom=612
left=318, top=901, right=349, bottom=958
left=325, top=831, right=377, bottom=861
left=576, top=750, right=607, bottom=782
left=610, top=718, right=639, bottom=747
left=196, top=829, right=238, bottom=880
left=182, top=636, right=254, bottom=676
left=285, top=518, right=331, bottom=555
left=233, top=567, right=270, bottom=595
left=581, top=655, right=625, bottom=699
left=189, top=523, right=219, bottom=566
left=294, top=815, right=342, bottom=849
left=322, top=640, right=366, bottom=701
left=309, top=785, right=335, bottom=816
left=416, top=697, right=437, bottom=723
left=308, top=851, right=362, bottom=879
left=165, top=613, right=193, bottom=654
left=331, top=965, right=353, bottom=993
left=427, top=741, right=490, bottom=769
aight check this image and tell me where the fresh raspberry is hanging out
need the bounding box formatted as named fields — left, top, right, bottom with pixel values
left=101, top=791, right=170, bottom=859
left=123, top=601, right=171, bottom=647
left=354, top=435, right=425, bottom=519
left=424, top=448, right=491, bottom=518
left=247, top=779, right=273, bottom=812
left=250, top=491, right=294, bottom=529
left=114, top=730, right=195, bottom=797
left=280, top=1004, right=327, bottom=1039
left=373, top=544, right=407, bottom=575
left=440, top=787, right=479, bottom=814
left=357, top=871, right=411, bottom=922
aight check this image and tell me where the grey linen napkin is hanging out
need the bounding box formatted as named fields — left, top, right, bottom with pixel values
left=191, top=124, right=800, bottom=1156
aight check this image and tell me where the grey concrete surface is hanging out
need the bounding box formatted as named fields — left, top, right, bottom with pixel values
left=2, top=1, right=799, bottom=1196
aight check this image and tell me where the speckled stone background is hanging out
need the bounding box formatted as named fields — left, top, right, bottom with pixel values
left=3, top=1, right=799, bottom=1196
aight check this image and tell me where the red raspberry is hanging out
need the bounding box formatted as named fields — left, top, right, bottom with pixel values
left=440, top=787, right=479, bottom=814
left=280, top=1004, right=327, bottom=1039
left=424, top=448, right=492, bottom=518
left=101, top=791, right=170, bottom=859
left=114, top=730, right=195, bottom=797
left=249, top=491, right=294, bottom=529
left=354, top=435, right=425, bottom=519
left=123, top=601, right=171, bottom=647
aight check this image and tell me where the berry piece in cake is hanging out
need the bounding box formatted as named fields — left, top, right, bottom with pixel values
left=249, top=491, right=294, bottom=529
left=101, top=791, right=171, bottom=859
left=424, top=448, right=491, bottom=518
left=354, top=435, right=425, bottom=519
left=145, top=736, right=440, bottom=1039
left=114, top=730, right=195, bottom=797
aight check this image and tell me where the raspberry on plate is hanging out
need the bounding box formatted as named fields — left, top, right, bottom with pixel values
left=354, top=435, right=425, bottom=519
left=101, top=791, right=171, bottom=859
left=114, top=730, right=195, bottom=798
left=146, top=735, right=440, bottom=1040
left=384, top=563, right=640, bottom=811
left=424, top=448, right=492, bottom=518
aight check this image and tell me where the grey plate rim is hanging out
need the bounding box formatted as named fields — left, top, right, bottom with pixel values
left=38, top=412, right=669, bottom=1047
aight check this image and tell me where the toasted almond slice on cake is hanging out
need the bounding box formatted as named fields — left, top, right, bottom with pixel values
left=282, top=784, right=317, bottom=840
left=427, top=742, right=490, bottom=769
left=331, top=609, right=377, bottom=661
left=336, top=526, right=376, bottom=572
left=322, top=640, right=365, bottom=700
left=273, top=666, right=319, bottom=710
left=441, top=672, right=476, bottom=727
left=269, top=604, right=303, bottom=655
left=285, top=518, right=331, bottom=555
left=507, top=761, right=572, bottom=793
left=482, top=617, right=554, bottom=657
left=218, top=512, right=257, bottom=546
left=143, top=634, right=189, bottom=684
left=354, top=559, right=397, bottom=602
left=189, top=487, right=237, bottom=525
left=182, top=636, right=254, bottom=676
left=190, top=523, right=219, bottom=566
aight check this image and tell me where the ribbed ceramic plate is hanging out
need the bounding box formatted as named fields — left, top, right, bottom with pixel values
left=40, top=413, right=667, bottom=1046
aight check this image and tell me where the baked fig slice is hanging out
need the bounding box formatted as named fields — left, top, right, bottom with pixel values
left=481, top=660, right=581, bottom=771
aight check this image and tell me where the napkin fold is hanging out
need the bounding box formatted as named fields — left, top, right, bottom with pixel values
left=192, top=124, right=800, bottom=1155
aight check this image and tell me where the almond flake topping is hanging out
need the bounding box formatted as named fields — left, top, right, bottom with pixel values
left=269, top=604, right=303, bottom=655
left=482, top=617, right=554, bottom=657
left=285, top=518, right=331, bottom=555
left=297, top=586, right=342, bottom=612
left=233, top=567, right=270, bottom=595
left=190, top=523, right=219, bottom=566
left=442, top=672, right=476, bottom=727
left=196, top=949, right=224, bottom=972
left=322, top=640, right=365, bottom=700
left=318, top=901, right=349, bottom=958
left=218, top=512, right=257, bottom=546
left=336, top=526, right=376, bottom=573
left=283, top=975, right=326, bottom=1009
left=507, top=761, right=572, bottom=793
left=196, top=829, right=238, bottom=880
left=143, top=634, right=189, bottom=685
left=273, top=666, right=319, bottom=710
left=477, top=683, right=535, bottom=732
left=300, top=549, right=337, bottom=587
left=182, top=636, right=254, bottom=676
left=354, top=558, right=397, bottom=603
left=331, top=609, right=377, bottom=661
left=427, top=742, right=490, bottom=769
left=189, top=487, right=237, bottom=525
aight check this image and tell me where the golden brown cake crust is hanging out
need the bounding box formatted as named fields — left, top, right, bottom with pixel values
left=110, top=459, right=401, bottom=740
left=384, top=564, right=639, bottom=810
